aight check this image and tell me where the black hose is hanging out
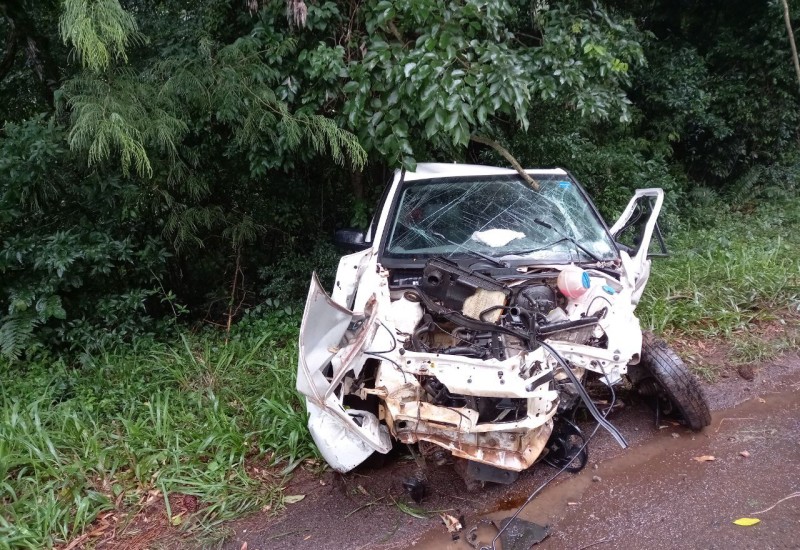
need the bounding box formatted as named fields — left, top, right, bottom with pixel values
left=483, top=346, right=624, bottom=550
left=411, top=321, right=433, bottom=352
left=478, top=305, right=509, bottom=322
left=539, top=340, right=628, bottom=448
left=406, top=289, right=533, bottom=344
left=537, top=316, right=600, bottom=336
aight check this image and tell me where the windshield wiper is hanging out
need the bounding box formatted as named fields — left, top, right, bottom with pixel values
left=431, top=231, right=509, bottom=268
left=504, top=237, right=570, bottom=257
left=532, top=219, right=605, bottom=263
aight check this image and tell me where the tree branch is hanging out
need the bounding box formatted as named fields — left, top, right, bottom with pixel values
left=470, top=134, right=540, bottom=190
left=780, top=0, right=800, bottom=94
left=387, top=20, right=403, bottom=43
left=2, top=2, right=60, bottom=105
left=0, top=17, right=18, bottom=83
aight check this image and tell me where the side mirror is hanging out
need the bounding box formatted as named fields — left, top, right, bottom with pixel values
left=334, top=228, right=369, bottom=251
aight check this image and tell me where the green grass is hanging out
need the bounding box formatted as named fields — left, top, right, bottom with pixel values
left=728, top=324, right=800, bottom=365
left=639, top=199, right=800, bottom=338
left=0, top=310, right=314, bottom=549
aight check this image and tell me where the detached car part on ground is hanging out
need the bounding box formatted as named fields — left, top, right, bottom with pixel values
left=297, top=164, right=711, bottom=483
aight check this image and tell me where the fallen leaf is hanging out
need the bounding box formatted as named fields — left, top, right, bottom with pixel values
left=240, top=543, right=248, bottom=550
left=357, top=485, right=369, bottom=496
left=692, top=455, right=716, bottom=462
left=440, top=513, right=463, bottom=533
left=395, top=500, right=429, bottom=519
left=739, top=451, right=750, bottom=458
left=733, top=517, right=760, bottom=526
left=284, top=494, right=306, bottom=504
left=170, top=514, right=183, bottom=526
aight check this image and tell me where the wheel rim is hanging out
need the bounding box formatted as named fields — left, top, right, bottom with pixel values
left=636, top=377, right=677, bottom=418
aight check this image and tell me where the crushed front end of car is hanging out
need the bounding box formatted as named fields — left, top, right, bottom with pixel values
left=296, top=164, right=708, bottom=483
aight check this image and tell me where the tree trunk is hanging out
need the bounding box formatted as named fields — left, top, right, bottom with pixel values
left=0, top=16, right=18, bottom=83
left=2, top=2, right=60, bottom=105
left=781, top=0, right=800, bottom=93
left=350, top=169, right=364, bottom=200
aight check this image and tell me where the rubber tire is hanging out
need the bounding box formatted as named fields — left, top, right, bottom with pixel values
left=634, top=332, right=712, bottom=431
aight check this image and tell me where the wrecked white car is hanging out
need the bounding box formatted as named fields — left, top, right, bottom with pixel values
left=297, top=163, right=711, bottom=483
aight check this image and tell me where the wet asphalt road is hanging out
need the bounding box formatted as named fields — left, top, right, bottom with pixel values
left=414, top=372, right=800, bottom=550
left=539, top=391, right=800, bottom=550
left=224, top=355, right=800, bottom=550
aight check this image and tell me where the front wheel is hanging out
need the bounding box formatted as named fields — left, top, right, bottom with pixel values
left=629, top=332, right=712, bottom=431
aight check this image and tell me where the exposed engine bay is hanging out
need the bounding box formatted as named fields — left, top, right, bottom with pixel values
left=298, top=255, right=638, bottom=480
left=399, top=259, right=606, bottom=423
left=410, top=258, right=604, bottom=361
left=377, top=258, right=631, bottom=478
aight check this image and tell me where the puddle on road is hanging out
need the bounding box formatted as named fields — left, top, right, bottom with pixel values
left=410, top=379, right=800, bottom=550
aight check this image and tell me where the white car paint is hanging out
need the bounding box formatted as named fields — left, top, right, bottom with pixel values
left=298, top=164, right=665, bottom=474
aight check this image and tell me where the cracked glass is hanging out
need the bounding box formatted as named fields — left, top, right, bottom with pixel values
left=384, top=174, right=617, bottom=262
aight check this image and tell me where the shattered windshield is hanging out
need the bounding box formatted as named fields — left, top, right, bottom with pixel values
left=383, top=174, right=617, bottom=262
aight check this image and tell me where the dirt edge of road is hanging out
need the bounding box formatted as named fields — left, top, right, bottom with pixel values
left=211, top=350, right=800, bottom=550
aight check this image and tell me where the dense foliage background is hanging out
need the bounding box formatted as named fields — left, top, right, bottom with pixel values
left=1, top=0, right=798, bottom=359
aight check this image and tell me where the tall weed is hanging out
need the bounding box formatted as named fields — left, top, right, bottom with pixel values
left=0, top=309, right=310, bottom=548
left=639, top=199, right=800, bottom=336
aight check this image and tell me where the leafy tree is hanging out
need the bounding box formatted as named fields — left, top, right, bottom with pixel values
left=244, top=0, right=646, bottom=170
left=1, top=0, right=798, bottom=358
left=618, top=0, right=800, bottom=186
left=1, top=0, right=367, bottom=358
left=0, top=1, right=64, bottom=118
left=0, top=115, right=172, bottom=358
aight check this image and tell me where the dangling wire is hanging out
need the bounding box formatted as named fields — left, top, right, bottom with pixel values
left=482, top=348, right=622, bottom=550
left=364, top=320, right=407, bottom=382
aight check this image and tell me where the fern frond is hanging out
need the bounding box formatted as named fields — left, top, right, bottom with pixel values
left=163, top=205, right=225, bottom=251
left=59, top=0, right=142, bottom=72
left=296, top=113, right=367, bottom=169
left=0, top=315, right=38, bottom=360
left=221, top=214, right=265, bottom=249
left=64, top=72, right=187, bottom=177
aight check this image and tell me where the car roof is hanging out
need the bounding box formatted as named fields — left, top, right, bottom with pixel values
left=402, top=163, right=568, bottom=182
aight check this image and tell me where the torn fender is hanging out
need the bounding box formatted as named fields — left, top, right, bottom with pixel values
left=296, top=273, right=391, bottom=472
left=306, top=401, right=388, bottom=472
